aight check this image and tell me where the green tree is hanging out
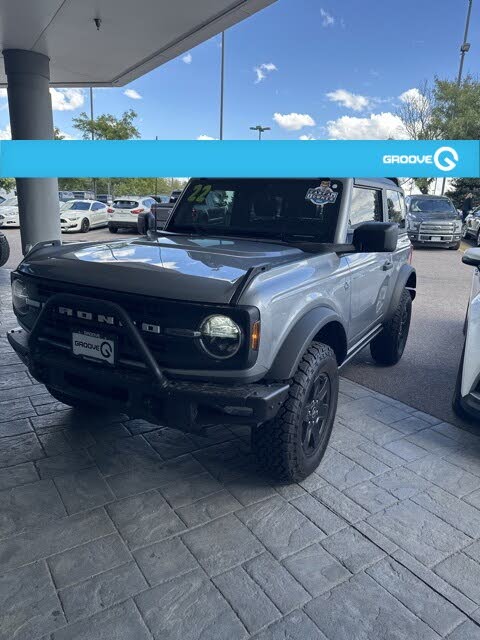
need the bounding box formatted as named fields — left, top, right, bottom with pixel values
left=429, top=75, right=480, bottom=140
left=53, top=127, right=65, bottom=140
left=446, top=178, right=480, bottom=209
left=414, top=178, right=434, bottom=194
left=72, top=109, right=140, bottom=140
left=0, top=178, right=15, bottom=193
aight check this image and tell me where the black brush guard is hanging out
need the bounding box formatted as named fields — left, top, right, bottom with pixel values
left=8, top=293, right=288, bottom=431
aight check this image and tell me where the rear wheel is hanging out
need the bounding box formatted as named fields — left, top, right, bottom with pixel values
left=109, top=225, right=118, bottom=234
left=370, top=289, right=412, bottom=366
left=0, top=233, right=10, bottom=267
left=80, top=218, right=90, bottom=233
left=252, top=342, right=338, bottom=483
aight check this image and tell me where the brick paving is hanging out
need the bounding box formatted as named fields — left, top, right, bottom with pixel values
left=1, top=267, right=480, bottom=640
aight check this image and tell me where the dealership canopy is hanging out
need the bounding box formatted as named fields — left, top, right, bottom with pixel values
left=0, top=0, right=276, bottom=250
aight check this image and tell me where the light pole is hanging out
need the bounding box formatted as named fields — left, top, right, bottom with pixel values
left=89, top=87, right=97, bottom=195
left=442, top=0, right=473, bottom=194
left=219, top=31, right=225, bottom=140
left=457, top=0, right=473, bottom=85
left=250, top=125, right=270, bottom=140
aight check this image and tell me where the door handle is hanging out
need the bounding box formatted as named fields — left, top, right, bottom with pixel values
left=382, top=259, right=394, bottom=271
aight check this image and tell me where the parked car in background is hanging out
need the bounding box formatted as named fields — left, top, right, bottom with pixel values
left=406, top=195, right=462, bottom=250
left=0, top=195, right=7, bottom=205
left=0, top=197, right=19, bottom=228
left=72, top=190, right=95, bottom=201
left=142, top=200, right=174, bottom=231
left=108, top=196, right=156, bottom=233
left=453, top=247, right=480, bottom=421
left=462, top=206, right=480, bottom=246
left=150, top=194, right=170, bottom=204
left=7, top=177, right=416, bottom=482
left=96, top=193, right=114, bottom=206
left=0, top=231, right=10, bottom=266
left=169, top=189, right=182, bottom=203
left=58, top=191, right=75, bottom=203
left=60, top=200, right=111, bottom=233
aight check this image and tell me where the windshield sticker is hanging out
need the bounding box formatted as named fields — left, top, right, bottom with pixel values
left=305, top=181, right=338, bottom=207
left=188, top=184, right=212, bottom=204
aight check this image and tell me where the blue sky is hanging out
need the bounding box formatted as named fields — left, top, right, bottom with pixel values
left=1, top=0, right=479, bottom=141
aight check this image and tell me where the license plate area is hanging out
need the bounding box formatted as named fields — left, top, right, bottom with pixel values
left=72, top=330, right=116, bottom=365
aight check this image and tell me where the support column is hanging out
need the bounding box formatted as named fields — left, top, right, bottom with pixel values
left=3, top=49, right=60, bottom=253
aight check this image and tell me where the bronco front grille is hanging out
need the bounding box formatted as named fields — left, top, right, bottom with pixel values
left=22, top=276, right=256, bottom=370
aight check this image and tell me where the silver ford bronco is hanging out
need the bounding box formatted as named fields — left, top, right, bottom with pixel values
left=8, top=178, right=416, bottom=482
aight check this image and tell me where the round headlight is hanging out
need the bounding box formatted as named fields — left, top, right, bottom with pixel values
left=12, top=279, right=29, bottom=315
left=200, top=315, right=242, bottom=359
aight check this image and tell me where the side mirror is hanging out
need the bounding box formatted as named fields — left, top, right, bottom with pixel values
left=462, top=248, right=480, bottom=268
left=352, top=222, right=398, bottom=253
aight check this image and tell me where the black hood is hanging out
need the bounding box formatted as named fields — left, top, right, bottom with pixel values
left=17, top=234, right=303, bottom=304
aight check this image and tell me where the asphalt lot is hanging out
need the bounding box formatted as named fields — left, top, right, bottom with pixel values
left=2, top=227, right=475, bottom=428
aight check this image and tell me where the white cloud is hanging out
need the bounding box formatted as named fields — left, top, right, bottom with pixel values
left=326, top=89, right=370, bottom=112
left=299, top=134, right=316, bottom=140
left=49, top=88, right=84, bottom=111
left=320, top=8, right=335, bottom=27
left=0, top=123, right=11, bottom=139
left=124, top=89, right=142, bottom=100
left=56, top=129, right=77, bottom=140
left=326, top=112, right=407, bottom=139
left=182, top=53, right=192, bottom=64
left=254, top=62, right=277, bottom=84
left=197, top=134, right=217, bottom=140
left=273, top=112, right=315, bottom=131
left=399, top=88, right=422, bottom=104
left=0, top=89, right=7, bottom=98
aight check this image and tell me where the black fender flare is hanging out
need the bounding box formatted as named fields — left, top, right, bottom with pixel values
left=266, top=306, right=347, bottom=381
left=384, top=264, right=416, bottom=321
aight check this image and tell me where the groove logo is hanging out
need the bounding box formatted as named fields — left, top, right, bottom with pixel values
left=383, top=146, right=459, bottom=172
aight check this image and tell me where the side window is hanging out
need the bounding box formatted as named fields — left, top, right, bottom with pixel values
left=92, top=202, right=102, bottom=211
left=386, top=190, right=406, bottom=230
left=349, top=187, right=383, bottom=228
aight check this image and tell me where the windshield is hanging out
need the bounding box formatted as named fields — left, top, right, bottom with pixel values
left=408, top=198, right=456, bottom=215
left=167, top=179, right=343, bottom=242
left=114, top=200, right=139, bottom=209
left=1, top=197, right=17, bottom=207
left=64, top=201, right=91, bottom=211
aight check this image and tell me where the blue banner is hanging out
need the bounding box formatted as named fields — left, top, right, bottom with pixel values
left=0, top=140, right=478, bottom=177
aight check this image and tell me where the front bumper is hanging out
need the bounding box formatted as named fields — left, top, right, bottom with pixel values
left=408, top=231, right=461, bottom=246
left=8, top=325, right=288, bottom=431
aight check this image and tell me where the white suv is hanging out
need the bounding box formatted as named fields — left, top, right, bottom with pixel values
left=453, top=247, right=480, bottom=421
left=108, top=196, right=156, bottom=233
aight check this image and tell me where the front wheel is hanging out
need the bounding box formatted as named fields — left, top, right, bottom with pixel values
left=252, top=342, right=338, bottom=483
left=80, top=218, right=90, bottom=233
left=370, top=289, right=412, bottom=366
left=450, top=241, right=461, bottom=250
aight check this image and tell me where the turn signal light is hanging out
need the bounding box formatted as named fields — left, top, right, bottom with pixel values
left=250, top=321, right=261, bottom=351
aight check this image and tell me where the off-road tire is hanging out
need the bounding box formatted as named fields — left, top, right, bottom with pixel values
left=0, top=233, right=10, bottom=267
left=109, top=225, right=118, bottom=234
left=252, top=342, right=338, bottom=483
left=80, top=218, right=90, bottom=233
left=370, top=289, right=412, bottom=366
